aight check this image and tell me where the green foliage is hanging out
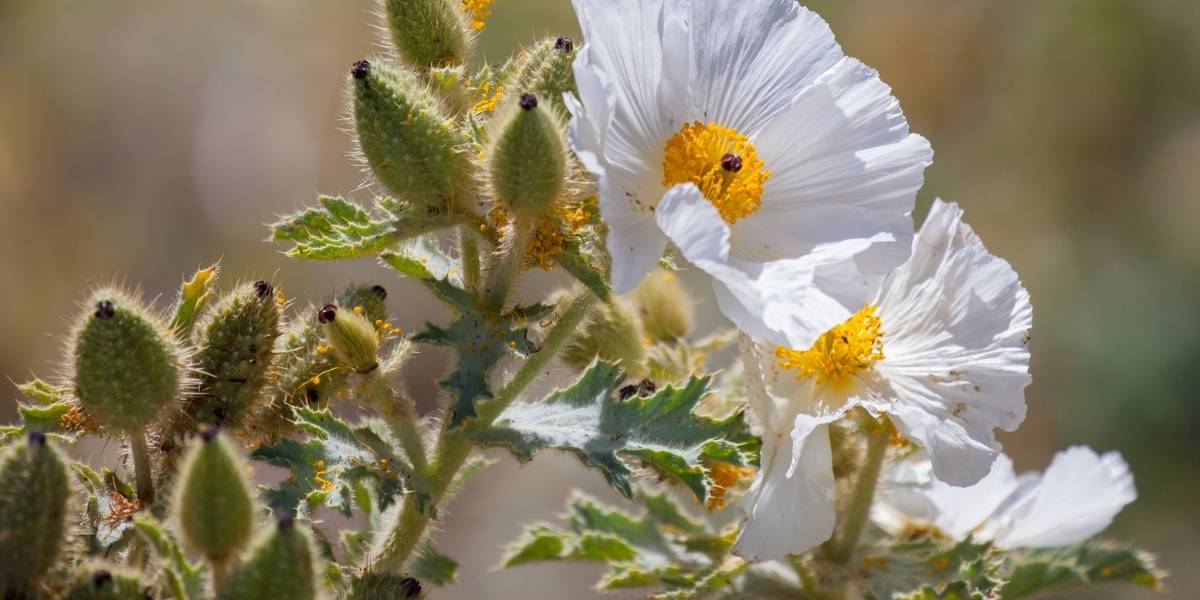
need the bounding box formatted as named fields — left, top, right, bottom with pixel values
left=408, top=543, right=459, bottom=586
left=489, top=94, right=567, bottom=219
left=273, top=195, right=461, bottom=260
left=855, top=539, right=1002, bottom=600
left=12, top=378, right=81, bottom=436
left=414, top=278, right=552, bottom=426
left=562, top=300, right=644, bottom=374
left=63, top=566, right=152, bottom=600
left=74, top=464, right=139, bottom=555
left=134, top=516, right=208, bottom=600
left=0, top=433, right=71, bottom=597
left=217, top=517, right=320, bottom=600
left=512, top=36, right=578, bottom=118
left=171, top=263, right=220, bottom=336
left=72, top=287, right=185, bottom=433
left=998, top=542, right=1162, bottom=597
left=380, top=235, right=460, bottom=283
left=175, top=429, right=256, bottom=564
left=469, top=361, right=755, bottom=504
left=381, top=0, right=469, bottom=70
left=252, top=408, right=407, bottom=517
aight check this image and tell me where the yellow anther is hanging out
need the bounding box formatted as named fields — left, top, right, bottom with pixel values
left=460, top=0, right=494, bottom=30
left=775, top=304, right=884, bottom=387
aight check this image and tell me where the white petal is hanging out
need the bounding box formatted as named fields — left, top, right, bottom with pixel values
left=874, top=200, right=1033, bottom=486
left=603, top=188, right=669, bottom=294
left=993, top=447, right=1136, bottom=548
left=687, top=0, right=842, bottom=133
left=925, top=454, right=1019, bottom=539
left=735, top=414, right=836, bottom=560
left=734, top=58, right=931, bottom=272
left=655, top=185, right=872, bottom=348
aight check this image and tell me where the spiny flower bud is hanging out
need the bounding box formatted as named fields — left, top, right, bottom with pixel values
left=72, top=287, right=186, bottom=433
left=562, top=300, right=644, bottom=374
left=0, top=432, right=71, bottom=597
left=175, top=427, right=256, bottom=566
left=338, top=284, right=390, bottom=324
left=349, top=574, right=427, bottom=599
left=183, top=281, right=283, bottom=430
left=631, top=270, right=693, bottom=342
left=64, top=565, right=150, bottom=600
left=216, top=514, right=319, bottom=600
left=489, top=93, right=567, bottom=220
left=352, top=60, right=473, bottom=215
left=319, top=304, right=381, bottom=374
left=382, top=0, right=469, bottom=71
left=513, top=36, right=579, bottom=117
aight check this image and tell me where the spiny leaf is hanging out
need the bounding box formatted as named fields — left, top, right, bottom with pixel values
left=135, top=516, right=208, bottom=600
left=855, top=538, right=1002, bottom=600
left=468, top=361, right=754, bottom=504
left=171, top=262, right=220, bottom=335
left=553, top=239, right=611, bottom=302
left=414, top=278, right=551, bottom=427
left=379, top=234, right=461, bottom=284
left=272, top=195, right=460, bottom=260
left=999, top=541, right=1162, bottom=598
left=408, top=543, right=458, bottom=586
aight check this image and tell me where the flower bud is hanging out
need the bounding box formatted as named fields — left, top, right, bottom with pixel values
left=319, top=304, right=381, bottom=374
left=64, top=566, right=150, bottom=600
left=352, top=60, right=474, bottom=215
left=489, top=93, right=567, bottom=220
left=175, top=427, right=256, bottom=566
left=338, top=283, right=390, bottom=324
left=513, top=36, right=578, bottom=117
left=0, top=432, right=71, bottom=597
left=562, top=300, right=644, bottom=373
left=381, top=0, right=469, bottom=70
left=72, top=288, right=186, bottom=433
left=183, top=281, right=283, bottom=430
left=349, top=574, right=427, bottom=599
left=631, top=270, right=693, bottom=342
left=216, top=514, right=319, bottom=600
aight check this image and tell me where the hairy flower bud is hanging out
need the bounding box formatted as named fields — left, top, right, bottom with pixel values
left=64, top=566, right=150, bottom=600
left=175, top=427, right=256, bottom=566
left=382, top=0, right=469, bottom=70
left=352, top=60, right=473, bottom=215
left=0, top=432, right=71, bottom=597
left=631, top=270, right=693, bottom=342
left=72, top=288, right=185, bottom=433
left=349, top=574, right=427, bottom=599
left=319, top=304, right=381, bottom=374
left=513, top=36, right=579, bottom=117
left=216, top=514, right=319, bottom=600
left=489, top=93, right=567, bottom=220
left=562, top=300, right=644, bottom=373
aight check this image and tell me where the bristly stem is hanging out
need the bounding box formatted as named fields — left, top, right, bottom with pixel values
left=367, top=288, right=596, bottom=574
left=824, top=409, right=890, bottom=564
left=129, top=432, right=156, bottom=505
left=480, top=220, right=531, bottom=313
left=459, top=224, right=481, bottom=292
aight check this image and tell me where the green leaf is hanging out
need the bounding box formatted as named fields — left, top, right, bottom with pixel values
left=135, top=516, right=208, bottom=600
left=170, top=262, right=219, bottom=335
left=409, top=543, right=459, bottom=586
left=13, top=378, right=81, bottom=436
left=469, top=361, right=753, bottom=504
left=856, top=538, right=1002, bottom=600
left=999, top=542, right=1162, bottom=598
left=272, top=195, right=461, bottom=260
left=251, top=408, right=406, bottom=516
left=414, top=278, right=551, bottom=427
left=553, top=239, right=610, bottom=302
left=380, top=234, right=460, bottom=284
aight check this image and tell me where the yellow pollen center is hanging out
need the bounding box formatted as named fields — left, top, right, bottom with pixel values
left=662, top=122, right=770, bottom=224
left=775, top=304, right=885, bottom=386
left=460, top=0, right=494, bottom=30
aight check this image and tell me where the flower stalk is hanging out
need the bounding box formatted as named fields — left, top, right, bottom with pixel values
left=824, top=409, right=890, bottom=564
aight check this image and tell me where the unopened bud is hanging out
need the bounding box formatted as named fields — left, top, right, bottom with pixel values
left=64, top=565, right=149, bottom=600
left=216, top=517, right=319, bottom=600
left=513, top=37, right=579, bottom=118
left=0, top=433, right=71, bottom=596
left=320, top=303, right=380, bottom=374
left=631, top=270, right=693, bottom=342
left=489, top=93, right=567, bottom=220
left=381, top=0, right=469, bottom=71
left=563, top=301, right=644, bottom=373
left=175, top=429, right=256, bottom=565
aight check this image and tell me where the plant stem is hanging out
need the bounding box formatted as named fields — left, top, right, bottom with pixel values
left=129, top=432, right=155, bottom=505
left=384, top=385, right=429, bottom=476
left=825, top=410, right=890, bottom=564
left=459, top=224, right=481, bottom=291
left=481, top=221, right=531, bottom=313
left=211, top=558, right=230, bottom=590
left=368, top=288, right=596, bottom=574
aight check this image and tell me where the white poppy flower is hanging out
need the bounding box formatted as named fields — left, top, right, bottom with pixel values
left=873, top=446, right=1137, bottom=548
left=735, top=200, right=1032, bottom=560
left=566, top=0, right=933, bottom=348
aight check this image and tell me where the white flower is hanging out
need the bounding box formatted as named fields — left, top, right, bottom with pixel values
left=735, top=200, right=1032, bottom=560
left=873, top=446, right=1137, bottom=548
left=566, top=0, right=932, bottom=348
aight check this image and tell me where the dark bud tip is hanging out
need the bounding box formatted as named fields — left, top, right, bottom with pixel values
left=95, top=299, right=115, bottom=319
left=28, top=429, right=46, bottom=446
left=518, top=93, right=538, bottom=111
left=277, top=511, right=296, bottom=530
left=318, top=304, right=338, bottom=324
left=92, top=570, right=113, bottom=589
left=554, top=36, right=574, bottom=54
left=350, top=59, right=371, bottom=81
left=253, top=280, right=274, bottom=298
left=370, top=284, right=388, bottom=300
left=720, top=153, right=743, bottom=173
left=618, top=384, right=638, bottom=401
left=399, top=577, right=423, bottom=598
left=199, top=424, right=218, bottom=443
left=305, top=386, right=320, bottom=404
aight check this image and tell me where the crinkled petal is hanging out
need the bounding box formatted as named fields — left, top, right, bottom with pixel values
left=874, top=199, right=1033, bottom=486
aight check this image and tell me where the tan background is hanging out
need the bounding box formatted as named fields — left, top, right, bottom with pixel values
left=2, top=1, right=1199, bottom=598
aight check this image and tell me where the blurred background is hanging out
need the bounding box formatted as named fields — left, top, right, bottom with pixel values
left=1, top=0, right=1198, bottom=597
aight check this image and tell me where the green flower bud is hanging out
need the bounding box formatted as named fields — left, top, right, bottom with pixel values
left=631, top=270, right=693, bottom=342
left=513, top=36, right=578, bottom=118
left=352, top=59, right=473, bottom=215
left=217, top=514, right=319, bottom=600
left=72, top=288, right=186, bottom=433
left=175, top=427, right=256, bottom=566
left=562, top=301, right=644, bottom=373
left=318, top=304, right=381, bottom=375
left=338, top=284, right=390, bottom=324
left=381, top=0, right=469, bottom=70
left=349, top=574, right=426, bottom=599
left=64, top=566, right=151, bottom=600
left=0, top=432, right=71, bottom=597
left=489, top=93, right=567, bottom=220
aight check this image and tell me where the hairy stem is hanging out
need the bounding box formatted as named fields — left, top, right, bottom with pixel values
left=481, top=221, right=531, bottom=313
left=825, top=410, right=890, bottom=564
left=383, top=385, right=429, bottom=476
left=211, top=558, right=230, bottom=590
left=368, top=288, right=596, bottom=574
left=129, top=432, right=155, bottom=505
left=459, top=224, right=481, bottom=292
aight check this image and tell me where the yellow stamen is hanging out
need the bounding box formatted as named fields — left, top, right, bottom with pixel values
left=460, top=0, right=494, bottom=30
left=775, top=304, right=884, bottom=386
left=662, top=122, right=770, bottom=224
left=472, top=82, right=504, bottom=113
